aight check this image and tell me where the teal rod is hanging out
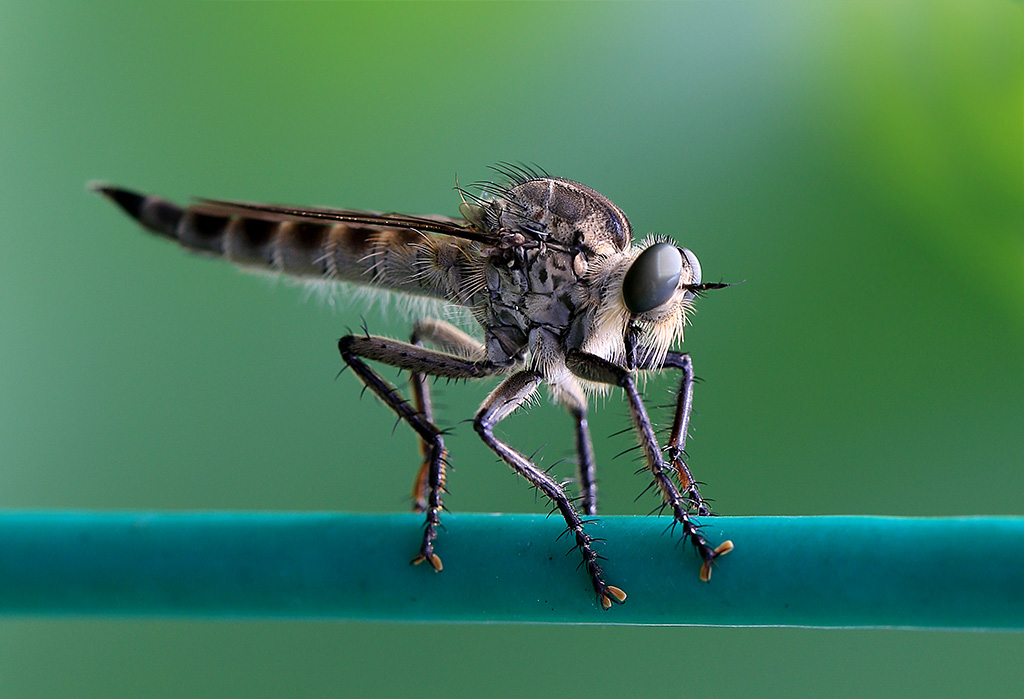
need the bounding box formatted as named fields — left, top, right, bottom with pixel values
left=0, top=512, right=1021, bottom=628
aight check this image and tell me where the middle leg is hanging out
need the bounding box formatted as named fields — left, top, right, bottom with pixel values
left=474, top=371, right=626, bottom=609
left=555, top=382, right=598, bottom=516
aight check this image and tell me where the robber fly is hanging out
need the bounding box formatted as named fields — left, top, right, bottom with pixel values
left=92, top=164, right=733, bottom=609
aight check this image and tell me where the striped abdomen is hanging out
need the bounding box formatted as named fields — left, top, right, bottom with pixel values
left=92, top=184, right=480, bottom=304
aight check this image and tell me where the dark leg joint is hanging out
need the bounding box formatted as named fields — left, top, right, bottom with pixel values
left=565, top=349, right=630, bottom=387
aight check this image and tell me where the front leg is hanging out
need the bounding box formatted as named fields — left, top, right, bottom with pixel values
left=565, top=350, right=733, bottom=581
left=649, top=351, right=710, bottom=516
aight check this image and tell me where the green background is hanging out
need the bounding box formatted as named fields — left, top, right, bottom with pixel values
left=1, top=1, right=1021, bottom=696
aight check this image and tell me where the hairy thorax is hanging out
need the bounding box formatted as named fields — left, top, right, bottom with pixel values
left=471, top=178, right=636, bottom=386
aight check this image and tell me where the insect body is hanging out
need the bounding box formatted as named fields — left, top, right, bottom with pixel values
left=93, top=166, right=733, bottom=609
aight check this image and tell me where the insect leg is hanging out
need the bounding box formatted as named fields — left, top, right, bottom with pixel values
left=565, top=350, right=733, bottom=582
left=408, top=318, right=486, bottom=512
left=338, top=333, right=500, bottom=571
left=648, top=351, right=709, bottom=515
left=474, top=372, right=625, bottom=609
left=556, top=384, right=598, bottom=516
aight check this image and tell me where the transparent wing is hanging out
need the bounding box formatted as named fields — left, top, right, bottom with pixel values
left=194, top=197, right=497, bottom=244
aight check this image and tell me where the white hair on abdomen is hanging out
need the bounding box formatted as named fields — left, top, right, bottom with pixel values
left=241, top=267, right=481, bottom=336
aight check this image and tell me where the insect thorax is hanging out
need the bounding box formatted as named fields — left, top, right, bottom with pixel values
left=471, top=177, right=635, bottom=368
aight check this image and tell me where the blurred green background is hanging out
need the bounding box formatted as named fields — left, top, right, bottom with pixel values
left=1, top=1, right=1021, bottom=696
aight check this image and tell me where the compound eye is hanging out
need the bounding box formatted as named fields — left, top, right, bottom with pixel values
left=679, top=247, right=702, bottom=300
left=622, top=242, right=684, bottom=314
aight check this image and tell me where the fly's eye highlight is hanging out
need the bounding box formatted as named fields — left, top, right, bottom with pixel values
left=621, top=242, right=683, bottom=313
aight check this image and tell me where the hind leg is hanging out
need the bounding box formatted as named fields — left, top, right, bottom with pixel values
left=338, top=331, right=497, bottom=570
left=407, top=318, right=486, bottom=511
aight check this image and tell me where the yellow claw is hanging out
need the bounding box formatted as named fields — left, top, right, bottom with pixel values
left=699, top=540, right=735, bottom=582
left=606, top=585, right=627, bottom=603
left=411, top=552, right=443, bottom=571
left=600, top=585, right=627, bottom=609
